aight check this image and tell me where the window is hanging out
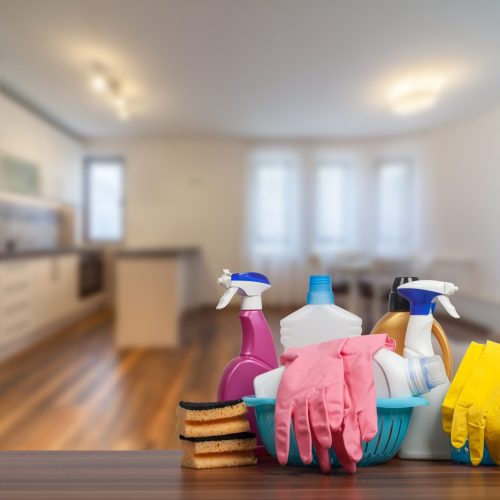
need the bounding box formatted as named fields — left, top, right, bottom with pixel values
left=84, top=158, right=124, bottom=242
left=314, top=161, right=351, bottom=253
left=375, top=160, right=413, bottom=255
left=248, top=152, right=298, bottom=255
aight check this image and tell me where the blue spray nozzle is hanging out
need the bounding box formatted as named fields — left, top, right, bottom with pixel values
left=307, top=275, right=334, bottom=305
left=231, top=272, right=270, bottom=285
left=397, top=280, right=460, bottom=317
left=396, top=288, right=441, bottom=316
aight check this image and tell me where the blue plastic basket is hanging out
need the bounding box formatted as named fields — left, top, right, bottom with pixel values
left=451, top=441, right=495, bottom=466
left=244, top=395, right=427, bottom=467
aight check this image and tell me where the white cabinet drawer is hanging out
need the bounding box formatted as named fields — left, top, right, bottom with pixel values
left=0, top=282, right=32, bottom=306
left=1, top=279, right=31, bottom=295
left=0, top=262, right=31, bottom=285
left=2, top=317, right=32, bottom=341
left=0, top=261, right=34, bottom=345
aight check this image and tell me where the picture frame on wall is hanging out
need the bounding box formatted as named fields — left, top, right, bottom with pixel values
left=0, top=153, right=40, bottom=196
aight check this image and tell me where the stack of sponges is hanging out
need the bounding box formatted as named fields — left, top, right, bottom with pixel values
left=177, top=399, right=257, bottom=469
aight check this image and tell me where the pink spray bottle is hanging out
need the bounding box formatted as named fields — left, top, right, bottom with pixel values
left=216, top=269, right=278, bottom=454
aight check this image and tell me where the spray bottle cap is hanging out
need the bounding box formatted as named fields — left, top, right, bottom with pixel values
left=397, top=280, right=460, bottom=318
left=425, top=355, right=449, bottom=388
left=407, top=355, right=448, bottom=395
left=388, top=277, right=420, bottom=312
left=216, top=269, right=271, bottom=311
left=307, top=275, right=334, bottom=305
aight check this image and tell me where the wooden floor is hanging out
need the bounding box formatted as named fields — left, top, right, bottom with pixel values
left=0, top=307, right=286, bottom=450
left=0, top=304, right=489, bottom=450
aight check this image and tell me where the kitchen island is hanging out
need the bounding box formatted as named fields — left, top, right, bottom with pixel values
left=115, top=247, right=201, bottom=348
left=0, top=450, right=498, bottom=499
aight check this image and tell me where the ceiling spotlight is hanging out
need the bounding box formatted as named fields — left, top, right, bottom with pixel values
left=89, top=63, right=133, bottom=121
left=90, top=73, right=109, bottom=94
left=388, top=75, right=445, bottom=115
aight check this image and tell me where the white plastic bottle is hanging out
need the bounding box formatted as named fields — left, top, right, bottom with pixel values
left=396, top=280, right=459, bottom=460
left=254, top=349, right=447, bottom=399
left=279, top=275, right=362, bottom=351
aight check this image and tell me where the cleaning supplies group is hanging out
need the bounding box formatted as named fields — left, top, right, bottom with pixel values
left=181, top=270, right=461, bottom=472
left=443, top=341, right=500, bottom=466
left=255, top=275, right=453, bottom=471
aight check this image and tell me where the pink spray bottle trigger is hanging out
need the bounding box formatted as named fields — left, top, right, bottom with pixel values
left=215, top=269, right=279, bottom=455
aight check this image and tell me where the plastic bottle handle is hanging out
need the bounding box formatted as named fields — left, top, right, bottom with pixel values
left=432, top=321, right=453, bottom=379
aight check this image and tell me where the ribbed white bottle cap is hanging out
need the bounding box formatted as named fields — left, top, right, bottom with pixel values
left=425, top=355, right=448, bottom=389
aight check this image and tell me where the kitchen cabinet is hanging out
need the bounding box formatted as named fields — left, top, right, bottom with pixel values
left=0, top=252, right=104, bottom=359
left=0, top=260, right=34, bottom=343
left=31, top=255, right=79, bottom=327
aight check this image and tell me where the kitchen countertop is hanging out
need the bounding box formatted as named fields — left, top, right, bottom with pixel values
left=0, top=247, right=102, bottom=261
left=0, top=247, right=200, bottom=261
left=115, top=247, right=200, bottom=259
left=0, top=450, right=498, bottom=499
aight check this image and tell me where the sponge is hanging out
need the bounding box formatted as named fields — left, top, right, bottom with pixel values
left=176, top=400, right=247, bottom=422
left=181, top=451, right=257, bottom=469
left=179, top=432, right=256, bottom=455
left=177, top=416, right=250, bottom=438
left=177, top=400, right=257, bottom=469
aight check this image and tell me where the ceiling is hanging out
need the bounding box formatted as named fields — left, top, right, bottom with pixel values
left=1, top=0, right=500, bottom=139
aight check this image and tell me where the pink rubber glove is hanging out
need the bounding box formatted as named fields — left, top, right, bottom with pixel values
left=275, top=338, right=347, bottom=470
left=332, top=334, right=396, bottom=473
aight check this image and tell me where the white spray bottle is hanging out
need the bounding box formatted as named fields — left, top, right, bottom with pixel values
left=397, top=280, right=459, bottom=459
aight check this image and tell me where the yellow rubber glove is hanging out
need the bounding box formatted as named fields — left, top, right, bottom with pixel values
left=451, top=341, right=500, bottom=465
left=442, top=342, right=485, bottom=435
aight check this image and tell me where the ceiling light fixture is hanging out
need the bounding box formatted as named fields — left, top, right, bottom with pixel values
left=89, top=64, right=132, bottom=121
left=90, top=73, right=109, bottom=94
left=388, top=75, right=445, bottom=115
left=112, top=93, right=130, bottom=121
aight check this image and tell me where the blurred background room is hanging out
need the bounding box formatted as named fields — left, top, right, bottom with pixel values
left=0, top=0, right=499, bottom=449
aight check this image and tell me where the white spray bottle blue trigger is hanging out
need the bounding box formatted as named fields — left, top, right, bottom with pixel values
left=396, top=279, right=459, bottom=459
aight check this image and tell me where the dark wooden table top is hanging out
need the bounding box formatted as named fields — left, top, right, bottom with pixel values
left=0, top=450, right=499, bottom=499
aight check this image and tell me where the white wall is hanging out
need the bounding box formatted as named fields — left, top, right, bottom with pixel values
left=87, top=139, right=246, bottom=302
left=427, top=103, right=500, bottom=305
left=87, top=136, right=431, bottom=305
left=87, top=104, right=500, bottom=320
left=0, top=92, right=83, bottom=240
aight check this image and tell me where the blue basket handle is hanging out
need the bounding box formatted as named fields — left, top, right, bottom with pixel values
left=376, top=396, right=429, bottom=408
left=243, top=396, right=274, bottom=407
left=243, top=395, right=429, bottom=409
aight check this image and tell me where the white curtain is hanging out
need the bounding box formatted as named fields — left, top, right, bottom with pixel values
left=244, top=150, right=308, bottom=306
left=243, top=149, right=418, bottom=307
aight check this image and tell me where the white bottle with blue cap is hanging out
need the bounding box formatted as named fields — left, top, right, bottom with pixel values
left=397, top=280, right=459, bottom=460
left=279, top=275, right=362, bottom=351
